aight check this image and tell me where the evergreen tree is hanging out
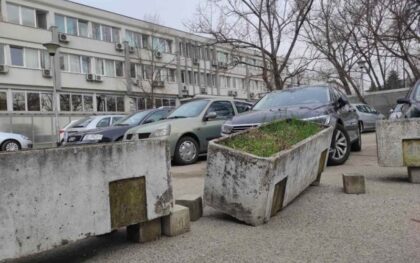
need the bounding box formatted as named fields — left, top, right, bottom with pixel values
left=385, top=70, right=401, bottom=90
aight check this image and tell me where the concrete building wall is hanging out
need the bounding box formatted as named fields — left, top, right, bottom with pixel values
left=0, top=139, right=172, bottom=261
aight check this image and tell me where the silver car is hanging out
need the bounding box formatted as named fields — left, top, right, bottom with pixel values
left=352, top=104, right=385, bottom=132
left=0, top=132, right=33, bottom=152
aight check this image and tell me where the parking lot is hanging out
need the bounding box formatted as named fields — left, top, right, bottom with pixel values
left=11, top=132, right=420, bottom=263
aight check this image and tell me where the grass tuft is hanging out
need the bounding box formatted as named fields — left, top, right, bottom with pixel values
left=220, top=119, right=322, bottom=157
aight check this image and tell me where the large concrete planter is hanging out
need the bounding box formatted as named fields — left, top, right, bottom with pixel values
left=376, top=119, right=420, bottom=183
left=0, top=139, right=173, bottom=261
left=204, top=125, right=334, bottom=226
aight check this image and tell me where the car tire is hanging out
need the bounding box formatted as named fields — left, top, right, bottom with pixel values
left=174, top=136, right=199, bottom=165
left=1, top=140, right=21, bottom=152
left=328, top=124, right=351, bottom=166
left=351, top=124, right=362, bottom=152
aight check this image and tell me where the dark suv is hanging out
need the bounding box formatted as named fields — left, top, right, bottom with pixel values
left=221, top=85, right=362, bottom=165
left=396, top=80, right=420, bottom=118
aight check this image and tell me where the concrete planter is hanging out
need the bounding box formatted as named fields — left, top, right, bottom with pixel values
left=376, top=119, right=420, bottom=183
left=204, top=125, right=334, bottom=226
left=0, top=139, right=173, bottom=261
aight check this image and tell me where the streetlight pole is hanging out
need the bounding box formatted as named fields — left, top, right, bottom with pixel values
left=43, top=27, right=61, bottom=146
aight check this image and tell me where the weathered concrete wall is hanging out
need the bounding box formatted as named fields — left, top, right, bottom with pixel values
left=0, top=139, right=173, bottom=261
left=377, top=119, right=420, bottom=167
left=205, top=126, right=334, bottom=226
left=349, top=88, right=409, bottom=115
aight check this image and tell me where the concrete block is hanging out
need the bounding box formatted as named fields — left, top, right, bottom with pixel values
left=343, top=174, right=366, bottom=194
left=408, top=167, right=420, bottom=184
left=175, top=195, right=203, bottom=221
left=162, top=205, right=191, bottom=237
left=205, top=125, right=334, bottom=226
left=127, top=218, right=162, bottom=243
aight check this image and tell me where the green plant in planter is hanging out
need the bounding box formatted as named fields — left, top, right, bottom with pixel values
left=220, top=119, right=322, bottom=157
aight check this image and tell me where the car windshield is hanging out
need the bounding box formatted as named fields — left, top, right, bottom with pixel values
left=114, top=111, right=151, bottom=126
left=70, top=117, right=94, bottom=128
left=168, top=100, right=209, bottom=119
left=253, top=87, right=329, bottom=110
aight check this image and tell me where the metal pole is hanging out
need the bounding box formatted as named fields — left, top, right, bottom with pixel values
left=51, top=54, right=60, bottom=146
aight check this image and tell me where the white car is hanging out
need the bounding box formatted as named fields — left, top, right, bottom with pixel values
left=0, top=132, right=33, bottom=152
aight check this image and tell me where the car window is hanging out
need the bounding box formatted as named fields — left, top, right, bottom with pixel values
left=207, top=101, right=235, bottom=120
left=96, top=117, right=111, bottom=128
left=235, top=101, right=251, bottom=113
left=414, top=82, right=420, bottom=100
left=168, top=100, right=209, bottom=119
left=330, top=89, right=340, bottom=102
left=111, top=116, right=124, bottom=124
left=70, top=117, right=94, bottom=128
left=356, top=105, right=365, bottom=112
left=144, top=110, right=169, bottom=124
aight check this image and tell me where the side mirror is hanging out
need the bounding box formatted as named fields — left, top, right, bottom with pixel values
left=245, top=106, right=252, bottom=112
left=337, top=96, right=348, bottom=108
left=397, top=98, right=411, bottom=105
left=204, top=112, right=217, bottom=121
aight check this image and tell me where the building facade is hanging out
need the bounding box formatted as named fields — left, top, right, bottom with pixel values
left=0, top=0, right=266, bottom=146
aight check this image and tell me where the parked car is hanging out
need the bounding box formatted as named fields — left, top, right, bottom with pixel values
left=221, top=85, right=362, bottom=165
left=65, top=108, right=172, bottom=145
left=352, top=103, right=385, bottom=132
left=63, top=115, right=126, bottom=142
left=0, top=132, right=33, bottom=152
left=396, top=80, right=420, bottom=118
left=124, top=99, right=253, bottom=165
left=389, top=104, right=404, bottom=120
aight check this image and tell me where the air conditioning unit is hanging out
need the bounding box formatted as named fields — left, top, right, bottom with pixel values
left=152, top=80, right=165, bottom=88
left=218, top=62, right=228, bottom=69
left=86, top=73, right=95, bottom=81
left=200, top=88, right=207, bottom=94
left=58, top=33, right=69, bottom=43
left=115, top=43, right=124, bottom=51
left=0, top=64, right=9, bottom=73
left=129, top=46, right=135, bottom=54
left=228, top=90, right=238, bottom=97
left=95, top=75, right=103, bottom=82
left=181, top=87, right=189, bottom=96
left=42, top=69, right=52, bottom=78
left=155, top=51, right=162, bottom=59
left=192, top=58, right=199, bottom=65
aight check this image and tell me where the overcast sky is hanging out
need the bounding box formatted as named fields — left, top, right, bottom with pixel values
left=71, top=0, right=201, bottom=31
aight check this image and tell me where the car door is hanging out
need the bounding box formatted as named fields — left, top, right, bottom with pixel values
left=197, top=101, right=236, bottom=151
left=333, top=88, right=359, bottom=141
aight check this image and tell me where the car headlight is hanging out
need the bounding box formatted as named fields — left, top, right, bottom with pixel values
left=20, top=135, right=30, bottom=140
left=149, top=125, right=171, bottom=138
left=83, top=134, right=103, bottom=141
left=303, top=115, right=331, bottom=126
left=221, top=124, right=233, bottom=134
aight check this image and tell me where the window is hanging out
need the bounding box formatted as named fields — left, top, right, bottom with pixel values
left=95, top=58, right=104, bottom=75
left=115, top=61, right=124, bottom=77
left=0, top=92, right=7, bottom=111
left=12, top=92, right=25, bottom=111
left=71, top=95, right=83, bottom=111
left=10, top=46, right=24, bottom=66
left=96, top=95, right=106, bottom=112
left=40, top=93, right=52, bottom=112
left=36, top=10, right=47, bottom=29
left=81, top=56, right=90, bottom=74
left=104, top=59, right=115, bottom=77
left=181, top=70, right=185, bottom=83
left=96, top=95, right=124, bottom=112
left=168, top=69, right=176, bottom=82
left=137, top=97, right=146, bottom=110
left=21, top=6, right=35, bottom=27
left=69, top=54, right=81, bottom=73
left=130, top=63, right=136, bottom=78
left=27, top=92, right=40, bottom=111
left=7, top=3, right=20, bottom=24
left=55, top=15, right=65, bottom=33
left=78, top=20, right=89, bottom=37
left=60, top=94, right=70, bottom=111
left=206, top=101, right=235, bottom=120
left=84, top=95, right=93, bottom=112
left=0, top=44, right=5, bottom=64
left=107, top=96, right=116, bottom=112
left=235, top=101, right=251, bottom=113
left=66, top=17, right=77, bottom=35
left=40, top=51, right=50, bottom=69
left=60, top=54, right=69, bottom=71
left=162, top=98, right=169, bottom=106
left=97, top=117, right=110, bottom=128
left=217, top=52, right=228, bottom=63
left=117, top=97, right=124, bottom=112
left=26, top=48, right=39, bottom=68
left=143, top=65, right=152, bottom=80
left=92, top=23, right=120, bottom=42
left=152, top=37, right=172, bottom=53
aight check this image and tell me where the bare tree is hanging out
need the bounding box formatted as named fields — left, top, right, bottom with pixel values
left=188, top=0, right=314, bottom=91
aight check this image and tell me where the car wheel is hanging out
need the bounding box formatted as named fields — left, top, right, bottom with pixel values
left=1, top=140, right=21, bottom=152
left=174, top=136, right=199, bottom=165
left=351, top=124, right=362, bottom=152
left=328, top=124, right=351, bottom=166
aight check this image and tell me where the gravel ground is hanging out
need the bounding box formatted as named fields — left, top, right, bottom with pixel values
left=10, top=133, right=420, bottom=263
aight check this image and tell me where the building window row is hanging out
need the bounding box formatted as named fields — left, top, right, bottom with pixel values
left=9, top=46, right=50, bottom=69
left=55, top=14, right=89, bottom=37
left=0, top=90, right=126, bottom=113
left=135, top=97, right=176, bottom=111
left=6, top=3, right=47, bottom=29
left=130, top=64, right=177, bottom=82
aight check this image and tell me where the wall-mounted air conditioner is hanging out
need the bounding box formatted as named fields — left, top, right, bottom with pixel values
left=42, top=69, right=52, bottom=78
